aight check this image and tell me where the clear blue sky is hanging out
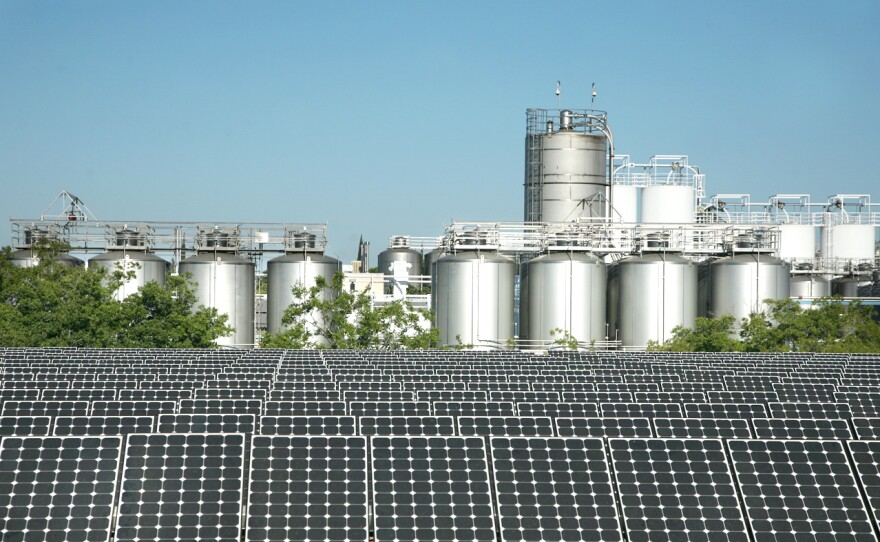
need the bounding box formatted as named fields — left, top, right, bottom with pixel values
left=2, top=1, right=878, bottom=263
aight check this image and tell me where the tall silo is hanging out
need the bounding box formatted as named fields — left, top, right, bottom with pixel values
left=433, top=249, right=516, bottom=349
left=617, top=250, right=698, bottom=348
left=524, top=109, right=609, bottom=223
left=519, top=251, right=606, bottom=349
left=710, top=252, right=791, bottom=325
left=267, top=232, right=341, bottom=346
left=179, top=231, right=255, bottom=348
left=89, top=229, right=168, bottom=300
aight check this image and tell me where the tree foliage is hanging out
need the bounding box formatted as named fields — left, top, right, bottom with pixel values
left=652, top=297, right=880, bottom=353
left=260, top=272, right=439, bottom=350
left=0, top=245, right=231, bottom=347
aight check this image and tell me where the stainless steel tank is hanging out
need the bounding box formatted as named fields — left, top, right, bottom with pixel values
left=424, top=248, right=444, bottom=278
left=266, top=252, right=341, bottom=344
left=710, top=253, right=791, bottom=324
left=9, top=250, right=83, bottom=268
left=433, top=250, right=516, bottom=349
left=832, top=276, right=873, bottom=297
left=519, top=252, right=606, bottom=348
left=179, top=253, right=255, bottom=348
left=89, top=251, right=168, bottom=300
left=524, top=109, right=608, bottom=222
left=617, top=252, right=697, bottom=348
left=790, top=275, right=832, bottom=298
left=377, top=246, right=423, bottom=277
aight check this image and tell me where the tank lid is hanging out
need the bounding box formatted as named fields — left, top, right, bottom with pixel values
left=196, top=228, right=240, bottom=253
left=109, top=229, right=148, bottom=251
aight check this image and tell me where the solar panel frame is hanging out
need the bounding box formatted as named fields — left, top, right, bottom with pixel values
left=52, top=415, right=155, bottom=436
left=156, top=413, right=257, bottom=434
left=457, top=416, right=555, bottom=437
left=258, top=415, right=358, bottom=436
left=432, top=401, right=517, bottom=417
left=0, top=415, right=52, bottom=436
left=749, top=418, right=853, bottom=440
left=651, top=417, right=753, bottom=439
left=553, top=417, right=653, bottom=438
left=359, top=416, right=457, bottom=436
left=768, top=401, right=853, bottom=419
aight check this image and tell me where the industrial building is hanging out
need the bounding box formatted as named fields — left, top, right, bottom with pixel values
left=8, top=107, right=880, bottom=350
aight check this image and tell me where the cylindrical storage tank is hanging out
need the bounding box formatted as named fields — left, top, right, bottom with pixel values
left=10, top=249, right=83, bottom=268
left=89, top=251, right=168, bottom=300
left=832, top=276, right=873, bottom=297
left=266, top=253, right=341, bottom=344
left=538, top=129, right=607, bottom=222
left=790, top=275, right=832, bottom=298
left=610, top=184, right=639, bottom=223
left=618, top=253, right=697, bottom=348
left=820, top=224, right=875, bottom=260
left=606, top=262, right=620, bottom=342
left=424, top=248, right=444, bottom=278
left=179, top=253, right=255, bottom=349
left=377, top=247, right=423, bottom=278
left=710, top=254, right=791, bottom=325
left=433, top=251, right=516, bottom=349
left=640, top=185, right=696, bottom=224
left=776, top=224, right=816, bottom=260
left=519, top=252, right=606, bottom=349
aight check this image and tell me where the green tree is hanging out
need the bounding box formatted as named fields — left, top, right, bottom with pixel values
left=0, top=246, right=231, bottom=348
left=649, top=315, right=742, bottom=352
left=260, top=272, right=439, bottom=349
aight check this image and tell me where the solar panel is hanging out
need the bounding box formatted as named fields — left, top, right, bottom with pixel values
left=553, top=417, right=653, bottom=438
left=596, top=383, right=660, bottom=393
left=347, top=401, right=432, bottom=417
left=359, top=416, right=457, bottom=436
left=118, top=389, right=193, bottom=402
left=1, top=400, right=89, bottom=417
left=608, top=438, right=749, bottom=541
left=728, top=439, right=874, bottom=541
left=845, top=440, right=880, bottom=536
left=342, top=391, right=416, bottom=402
left=268, top=389, right=342, bottom=402
left=600, top=402, right=684, bottom=418
left=247, top=435, right=368, bottom=542
left=0, top=435, right=123, bottom=542
left=264, top=400, right=348, bottom=416
left=0, top=388, right=40, bottom=402
left=371, top=436, right=496, bottom=542
left=157, top=413, right=257, bottom=434
left=258, top=416, right=358, bottom=436
left=432, top=401, right=516, bottom=417
left=415, top=390, right=487, bottom=402
left=662, top=382, right=726, bottom=393
left=562, top=391, right=633, bottom=403
left=772, top=383, right=837, bottom=403
left=633, top=391, right=706, bottom=403
left=115, top=433, right=246, bottom=542
left=768, top=402, right=853, bottom=419
left=724, top=375, right=780, bottom=392
left=683, top=402, right=768, bottom=419
left=90, top=400, right=176, bottom=417
left=749, top=418, right=853, bottom=440
left=0, top=415, right=52, bottom=437
left=53, top=415, right=155, bottom=436
left=516, top=402, right=599, bottom=418
left=652, top=417, right=752, bottom=439
left=194, top=388, right=268, bottom=400
left=337, top=381, right=402, bottom=392
left=488, top=390, right=561, bottom=403
left=835, top=392, right=880, bottom=418
left=457, top=416, right=554, bottom=437
left=490, top=437, right=623, bottom=542
left=531, top=382, right=595, bottom=392
left=402, top=381, right=467, bottom=392
left=706, top=390, right=779, bottom=404
left=178, top=398, right=263, bottom=415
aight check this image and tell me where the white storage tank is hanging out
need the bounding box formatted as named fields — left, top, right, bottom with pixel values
left=640, top=185, right=695, bottom=224
left=179, top=252, right=255, bottom=349
left=519, top=252, right=606, bottom=348
left=610, top=184, right=639, bottom=223
left=433, top=250, right=516, bottom=349
left=710, top=253, right=790, bottom=325
left=266, top=252, right=341, bottom=344
left=820, top=224, right=875, bottom=260
left=790, top=275, right=832, bottom=298
left=776, top=224, right=817, bottom=260
left=617, top=252, right=698, bottom=348
left=90, top=251, right=168, bottom=300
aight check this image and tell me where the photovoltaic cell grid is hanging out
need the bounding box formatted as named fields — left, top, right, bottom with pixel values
left=727, top=439, right=875, bottom=541
left=608, top=438, right=749, bottom=542
left=258, top=416, right=358, bottom=436
left=115, top=433, right=246, bottom=542
left=53, top=416, right=155, bottom=436
left=0, top=435, right=123, bottom=542
left=359, top=416, right=457, bottom=436
left=750, top=418, right=853, bottom=440
left=490, top=437, right=623, bottom=542
left=652, top=418, right=752, bottom=439
left=371, top=436, right=496, bottom=542
left=457, top=416, right=555, bottom=437
left=0, top=415, right=52, bottom=436
left=845, top=440, right=880, bottom=535
left=247, top=436, right=368, bottom=542
left=156, top=413, right=257, bottom=434
left=553, top=417, right=653, bottom=438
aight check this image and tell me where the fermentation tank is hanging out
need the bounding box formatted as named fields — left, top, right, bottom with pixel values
left=710, top=253, right=790, bottom=325
left=377, top=238, right=423, bottom=294
left=640, top=185, right=696, bottom=223
left=267, top=251, right=341, bottom=344
left=433, top=250, right=516, bottom=349
left=610, top=184, right=639, bottom=223
left=424, top=248, right=444, bottom=278
left=10, top=228, right=82, bottom=268
left=519, top=252, right=606, bottom=348
left=179, top=252, right=255, bottom=348
left=820, top=223, right=875, bottom=260
left=832, top=275, right=873, bottom=297
left=90, top=251, right=168, bottom=300
left=524, top=109, right=608, bottom=222
left=617, top=252, right=697, bottom=348
left=776, top=225, right=816, bottom=260
left=790, top=275, right=832, bottom=298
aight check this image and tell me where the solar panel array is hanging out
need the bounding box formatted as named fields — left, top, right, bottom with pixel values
left=3, top=347, right=880, bottom=540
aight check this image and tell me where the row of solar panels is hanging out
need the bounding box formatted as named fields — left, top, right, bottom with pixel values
left=6, top=398, right=880, bottom=419
left=7, top=412, right=880, bottom=440
left=5, top=433, right=880, bottom=542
